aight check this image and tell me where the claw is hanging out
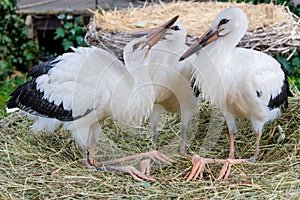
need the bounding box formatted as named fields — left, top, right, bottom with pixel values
left=185, top=154, right=216, bottom=181
left=126, top=166, right=156, bottom=182
left=215, top=161, right=230, bottom=182
left=215, top=158, right=248, bottom=182
left=140, top=159, right=151, bottom=176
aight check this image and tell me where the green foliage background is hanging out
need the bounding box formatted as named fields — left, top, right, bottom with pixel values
left=0, top=0, right=39, bottom=115
left=54, top=13, right=86, bottom=52
left=0, top=0, right=39, bottom=80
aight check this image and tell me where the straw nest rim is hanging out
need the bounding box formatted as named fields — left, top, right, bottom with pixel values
left=84, top=1, right=300, bottom=59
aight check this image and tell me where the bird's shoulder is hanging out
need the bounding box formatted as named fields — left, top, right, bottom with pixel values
left=230, top=48, right=283, bottom=79
left=27, top=57, right=61, bottom=78
left=231, top=48, right=291, bottom=109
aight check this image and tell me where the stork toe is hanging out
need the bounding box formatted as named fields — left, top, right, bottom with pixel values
left=185, top=154, right=216, bottom=181
left=102, top=165, right=156, bottom=182
left=147, top=150, right=177, bottom=164
left=215, top=158, right=248, bottom=182
left=125, top=165, right=156, bottom=182
left=140, top=158, right=151, bottom=176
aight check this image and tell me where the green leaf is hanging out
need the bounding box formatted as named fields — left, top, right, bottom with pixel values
left=0, top=60, right=9, bottom=69
left=3, top=0, right=11, bottom=7
left=76, top=36, right=84, bottom=45
left=74, top=26, right=84, bottom=34
left=54, top=28, right=65, bottom=39
left=62, top=39, right=73, bottom=51
left=1, top=35, right=11, bottom=43
left=24, top=52, right=35, bottom=61
left=69, top=34, right=76, bottom=41
left=292, top=57, right=300, bottom=67
left=64, top=22, right=73, bottom=29
left=75, top=17, right=83, bottom=26
left=69, top=29, right=76, bottom=35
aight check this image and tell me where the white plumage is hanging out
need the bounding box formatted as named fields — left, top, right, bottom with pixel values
left=180, top=7, right=292, bottom=181
left=124, top=21, right=198, bottom=157
left=11, top=45, right=153, bottom=152
left=8, top=45, right=155, bottom=180
left=7, top=17, right=180, bottom=181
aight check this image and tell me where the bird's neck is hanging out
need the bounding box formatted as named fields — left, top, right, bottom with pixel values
left=221, top=29, right=245, bottom=51
left=129, top=69, right=155, bottom=125
left=192, top=41, right=233, bottom=106
left=111, top=66, right=155, bottom=126
left=158, top=37, right=186, bottom=54
left=203, top=40, right=232, bottom=68
left=192, top=30, right=245, bottom=106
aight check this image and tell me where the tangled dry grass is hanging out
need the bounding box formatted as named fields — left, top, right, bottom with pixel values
left=1, top=1, right=300, bottom=199
left=0, top=94, right=299, bottom=199
left=85, top=1, right=300, bottom=60
left=91, top=1, right=293, bottom=34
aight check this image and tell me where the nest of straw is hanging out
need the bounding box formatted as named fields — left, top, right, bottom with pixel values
left=0, top=95, right=299, bottom=198
left=85, top=1, right=300, bottom=61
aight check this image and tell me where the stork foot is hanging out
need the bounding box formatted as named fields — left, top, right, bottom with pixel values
left=82, top=149, right=101, bottom=169
left=96, top=150, right=176, bottom=181
left=101, top=150, right=177, bottom=165
left=215, top=158, right=248, bottom=182
left=89, top=158, right=100, bottom=167
left=137, top=151, right=177, bottom=177
left=185, top=154, right=216, bottom=181
left=97, top=165, right=155, bottom=182
left=144, top=150, right=177, bottom=164
left=138, top=151, right=176, bottom=177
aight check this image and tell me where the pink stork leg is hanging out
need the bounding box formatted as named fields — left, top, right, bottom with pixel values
left=80, top=130, right=165, bottom=182
left=215, top=131, right=252, bottom=181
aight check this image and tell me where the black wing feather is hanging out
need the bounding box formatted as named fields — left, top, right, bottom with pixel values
left=191, top=78, right=200, bottom=97
left=7, top=78, right=75, bottom=121
left=267, top=69, right=293, bottom=109
left=27, top=58, right=61, bottom=78
left=8, top=56, right=93, bottom=121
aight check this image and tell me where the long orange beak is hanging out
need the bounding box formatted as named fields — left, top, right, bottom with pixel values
left=179, top=29, right=219, bottom=61
left=131, top=15, right=179, bottom=57
left=132, top=15, right=179, bottom=38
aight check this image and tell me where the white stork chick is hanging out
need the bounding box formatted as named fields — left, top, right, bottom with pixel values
left=179, top=7, right=293, bottom=181
left=7, top=16, right=179, bottom=182
left=123, top=21, right=199, bottom=175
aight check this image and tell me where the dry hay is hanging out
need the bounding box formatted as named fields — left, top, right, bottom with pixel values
left=0, top=94, right=299, bottom=199
left=91, top=1, right=293, bottom=34
left=85, top=1, right=300, bottom=61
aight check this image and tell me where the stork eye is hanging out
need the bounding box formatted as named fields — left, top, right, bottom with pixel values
left=219, top=19, right=229, bottom=26
left=171, top=25, right=180, bottom=31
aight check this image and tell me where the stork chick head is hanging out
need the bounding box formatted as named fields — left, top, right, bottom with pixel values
left=164, top=21, right=187, bottom=41
left=179, top=7, right=248, bottom=61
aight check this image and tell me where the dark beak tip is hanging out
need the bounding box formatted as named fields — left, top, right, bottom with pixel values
left=171, top=15, right=179, bottom=22
left=178, top=57, right=184, bottom=62
left=165, top=15, right=180, bottom=28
